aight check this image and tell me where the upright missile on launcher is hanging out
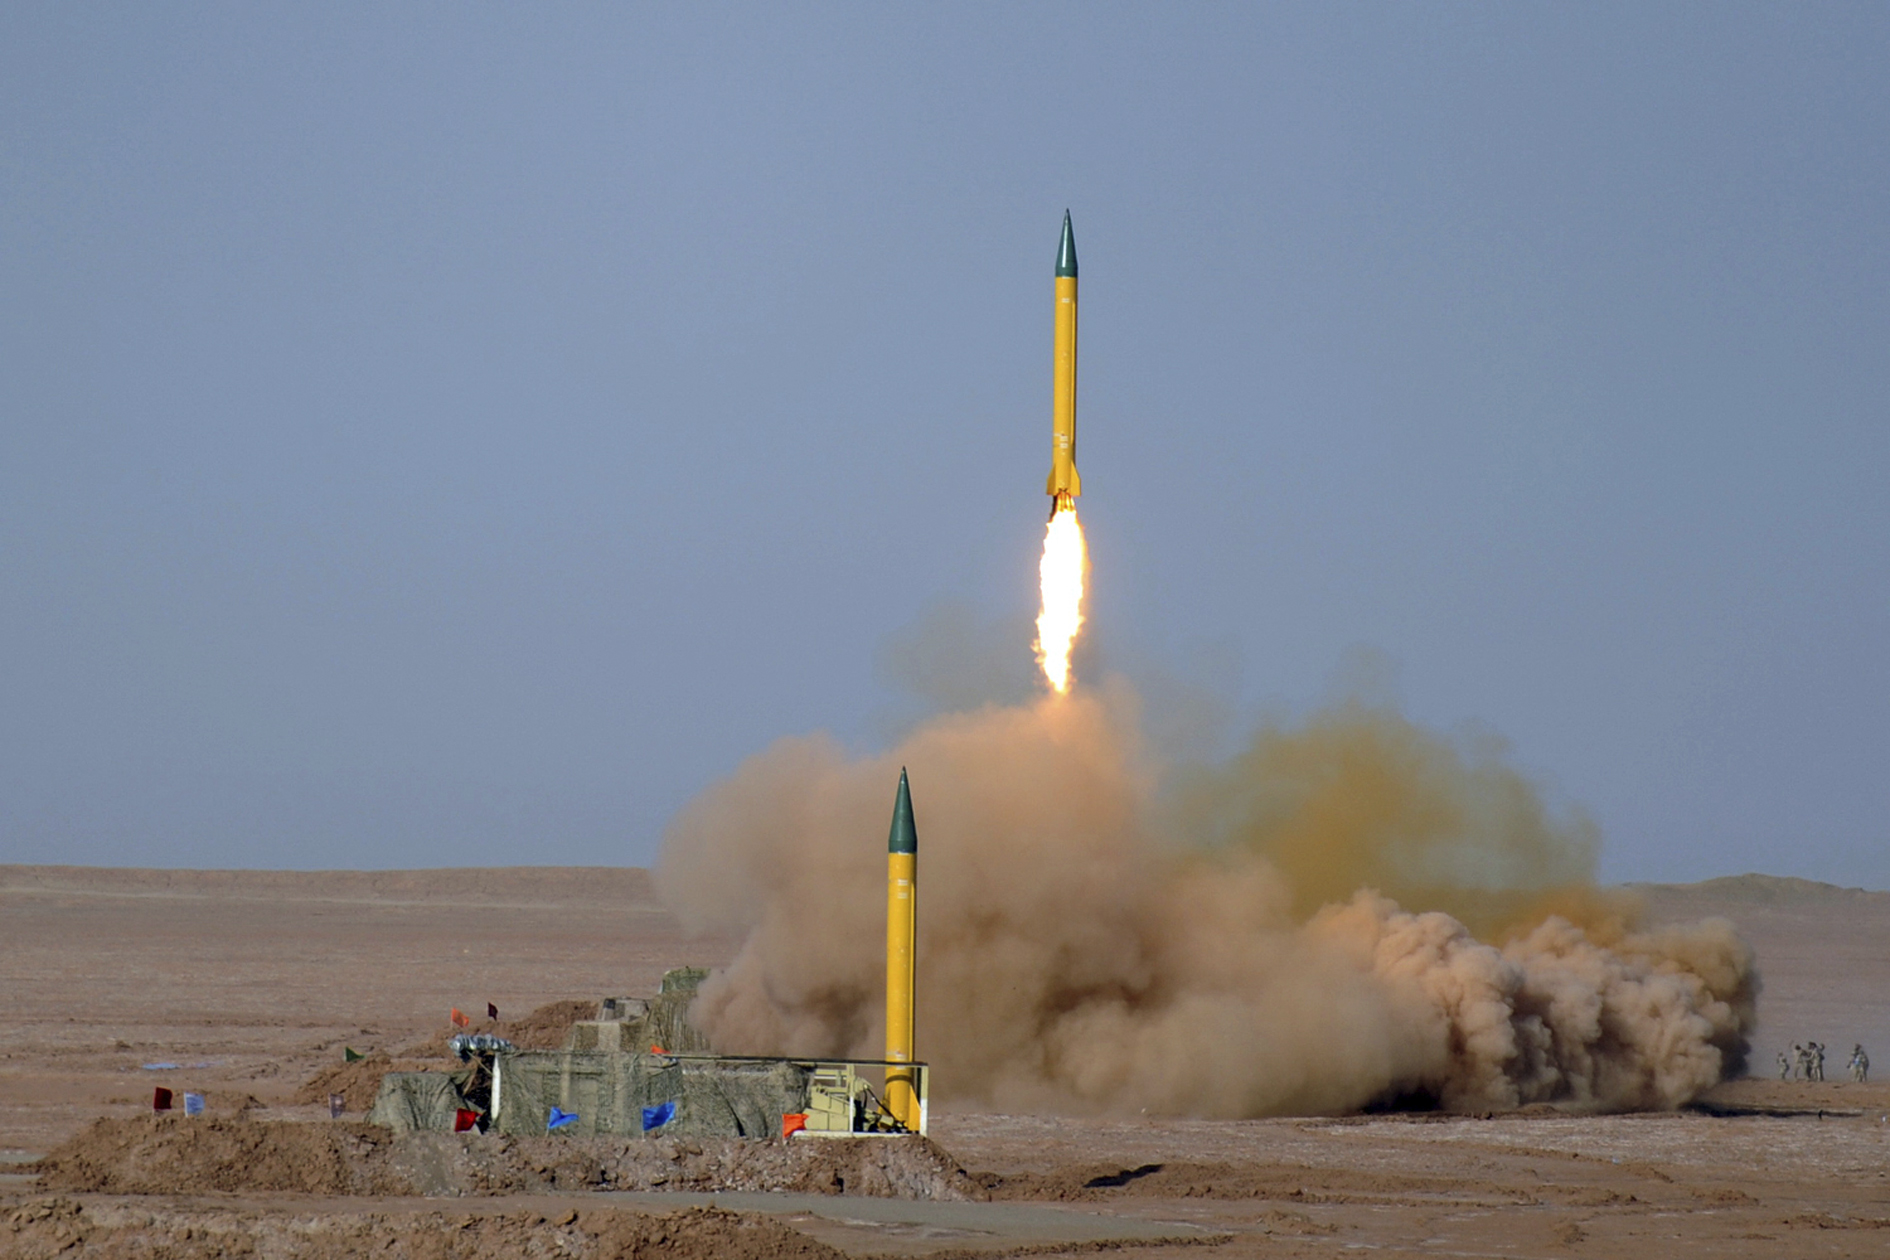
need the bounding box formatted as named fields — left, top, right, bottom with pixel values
left=1047, top=211, right=1081, bottom=519
left=884, top=768, right=919, bottom=1131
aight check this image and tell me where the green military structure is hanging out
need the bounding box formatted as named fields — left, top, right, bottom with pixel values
left=368, top=968, right=928, bottom=1140
left=367, top=1067, right=473, bottom=1134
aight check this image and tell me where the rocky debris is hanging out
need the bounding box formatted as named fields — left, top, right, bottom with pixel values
left=35, top=1117, right=984, bottom=1202
left=1, top=1198, right=843, bottom=1260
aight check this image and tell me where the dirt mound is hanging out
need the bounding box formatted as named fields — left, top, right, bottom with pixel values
left=396, top=998, right=601, bottom=1058
left=499, top=998, right=603, bottom=1049
left=35, top=1117, right=982, bottom=1202
left=291, top=1054, right=441, bottom=1113
left=2, top=1198, right=841, bottom=1260
left=428, top=1132, right=986, bottom=1200
left=307, top=1000, right=600, bottom=1105
left=34, top=1117, right=407, bottom=1195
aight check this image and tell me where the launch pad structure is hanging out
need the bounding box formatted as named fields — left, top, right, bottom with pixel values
left=372, top=766, right=932, bottom=1142
left=372, top=969, right=931, bottom=1140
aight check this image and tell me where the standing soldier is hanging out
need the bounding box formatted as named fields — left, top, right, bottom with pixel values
left=1851, top=1045, right=1870, bottom=1083
left=1792, top=1043, right=1808, bottom=1081
left=1777, top=1051, right=1791, bottom=1081
left=1813, top=1042, right=1827, bottom=1082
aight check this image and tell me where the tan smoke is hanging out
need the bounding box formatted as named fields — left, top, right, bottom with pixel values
left=656, top=687, right=1755, bottom=1115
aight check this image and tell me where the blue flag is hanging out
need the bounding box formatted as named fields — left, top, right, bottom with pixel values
left=641, top=1101, right=677, bottom=1131
left=547, top=1107, right=579, bottom=1132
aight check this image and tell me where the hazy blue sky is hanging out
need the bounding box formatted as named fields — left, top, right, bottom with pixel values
left=3, top=5, right=1885, bottom=884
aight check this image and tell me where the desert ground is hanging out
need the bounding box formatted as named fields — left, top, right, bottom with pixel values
left=2, top=864, right=1887, bottom=1258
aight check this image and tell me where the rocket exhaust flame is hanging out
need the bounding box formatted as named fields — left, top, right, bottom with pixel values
left=1034, top=497, right=1087, bottom=695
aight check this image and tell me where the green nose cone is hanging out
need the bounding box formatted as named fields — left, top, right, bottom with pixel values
left=1056, top=210, right=1078, bottom=278
left=887, top=767, right=917, bottom=855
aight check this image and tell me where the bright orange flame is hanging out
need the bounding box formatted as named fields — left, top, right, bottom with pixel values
left=1034, top=501, right=1088, bottom=694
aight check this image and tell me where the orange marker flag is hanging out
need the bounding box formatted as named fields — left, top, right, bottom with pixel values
left=450, top=1008, right=471, bottom=1028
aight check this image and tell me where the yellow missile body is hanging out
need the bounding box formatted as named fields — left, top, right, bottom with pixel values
left=1047, top=211, right=1081, bottom=517
left=885, top=768, right=918, bottom=1130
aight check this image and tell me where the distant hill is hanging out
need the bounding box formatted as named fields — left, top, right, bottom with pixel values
left=0, top=864, right=659, bottom=907
left=1629, top=873, right=1886, bottom=904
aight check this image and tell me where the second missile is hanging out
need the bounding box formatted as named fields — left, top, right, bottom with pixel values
left=1047, top=210, right=1081, bottom=519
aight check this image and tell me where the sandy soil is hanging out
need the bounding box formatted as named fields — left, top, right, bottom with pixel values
left=3, top=864, right=1887, bottom=1258
left=1637, top=875, right=1890, bottom=1066
left=0, top=866, right=733, bottom=1152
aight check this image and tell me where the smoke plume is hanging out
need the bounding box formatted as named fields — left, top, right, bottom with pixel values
left=656, top=686, right=1754, bottom=1115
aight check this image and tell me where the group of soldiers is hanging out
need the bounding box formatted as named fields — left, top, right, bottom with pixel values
left=1775, top=1041, right=1869, bottom=1082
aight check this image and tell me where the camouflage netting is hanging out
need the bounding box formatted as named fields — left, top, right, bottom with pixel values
left=584, top=968, right=714, bottom=1057
left=493, top=1053, right=808, bottom=1139
left=368, top=1072, right=472, bottom=1134
left=370, top=969, right=812, bottom=1140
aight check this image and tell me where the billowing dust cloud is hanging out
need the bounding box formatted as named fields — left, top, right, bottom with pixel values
left=657, top=688, right=1755, bottom=1115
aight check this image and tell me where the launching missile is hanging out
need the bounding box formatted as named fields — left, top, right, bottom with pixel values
left=1047, top=210, right=1081, bottom=518
left=884, top=767, right=919, bottom=1131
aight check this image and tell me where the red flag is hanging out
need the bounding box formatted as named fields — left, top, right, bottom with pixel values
left=152, top=1087, right=173, bottom=1112
left=454, top=1108, right=480, bottom=1133
left=450, top=1008, right=471, bottom=1028
left=781, top=1113, right=807, bottom=1138
left=487, top=1002, right=499, bottom=1020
